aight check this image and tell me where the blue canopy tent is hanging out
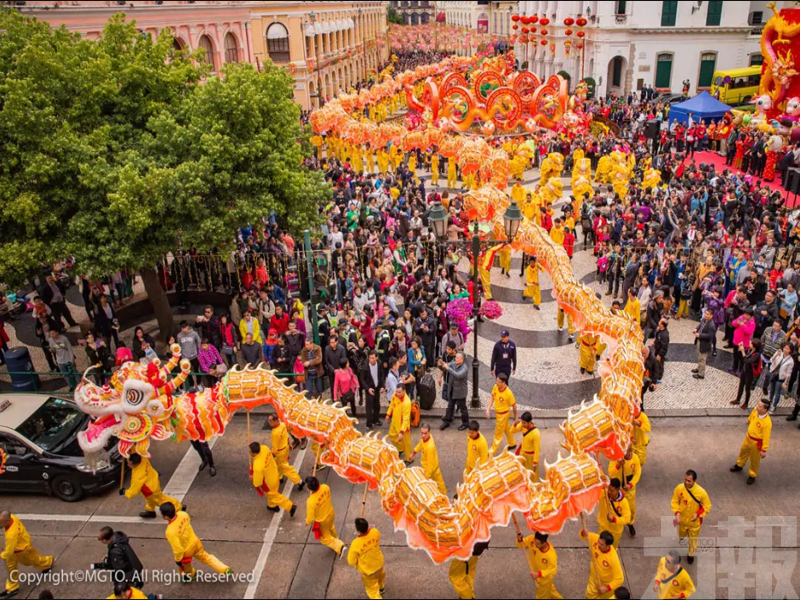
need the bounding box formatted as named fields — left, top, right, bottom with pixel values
left=668, top=91, right=732, bottom=125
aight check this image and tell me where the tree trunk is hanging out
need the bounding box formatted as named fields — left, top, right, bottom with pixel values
left=140, top=266, right=174, bottom=343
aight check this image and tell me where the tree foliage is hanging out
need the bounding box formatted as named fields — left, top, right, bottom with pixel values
left=0, top=11, right=328, bottom=287
left=387, top=5, right=405, bottom=25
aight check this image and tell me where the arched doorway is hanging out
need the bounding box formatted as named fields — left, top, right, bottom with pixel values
left=324, top=73, right=332, bottom=101
left=606, top=55, right=626, bottom=96
left=173, top=37, right=186, bottom=51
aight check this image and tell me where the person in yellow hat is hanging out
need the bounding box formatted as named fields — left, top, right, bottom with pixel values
left=487, top=373, right=517, bottom=454
left=0, top=511, right=53, bottom=597
left=652, top=551, right=696, bottom=599
left=347, top=518, right=385, bottom=599
left=448, top=541, right=489, bottom=599
left=122, top=453, right=182, bottom=519
left=597, top=478, right=631, bottom=548
left=516, top=531, right=563, bottom=599
left=160, top=503, right=230, bottom=582
left=578, top=529, right=624, bottom=600
left=671, top=469, right=711, bottom=565
left=267, top=413, right=304, bottom=489
left=407, top=423, right=447, bottom=495
left=464, top=420, right=489, bottom=480
left=510, top=412, right=541, bottom=480
left=249, top=442, right=298, bottom=516
left=731, top=398, right=772, bottom=484
left=386, top=383, right=412, bottom=463
left=608, top=447, right=642, bottom=538
left=430, top=152, right=440, bottom=187
left=304, top=476, right=346, bottom=557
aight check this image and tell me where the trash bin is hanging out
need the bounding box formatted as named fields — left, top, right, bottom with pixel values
left=4, top=347, right=40, bottom=392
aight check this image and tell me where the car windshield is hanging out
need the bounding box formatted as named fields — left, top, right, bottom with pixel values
left=15, top=397, right=85, bottom=452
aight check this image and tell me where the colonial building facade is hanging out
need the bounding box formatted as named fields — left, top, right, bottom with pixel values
left=18, top=1, right=389, bottom=109
left=514, top=0, right=782, bottom=97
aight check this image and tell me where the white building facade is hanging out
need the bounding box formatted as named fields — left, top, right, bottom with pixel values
left=515, top=1, right=785, bottom=97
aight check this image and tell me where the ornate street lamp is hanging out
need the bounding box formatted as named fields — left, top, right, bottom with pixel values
left=504, top=200, right=523, bottom=240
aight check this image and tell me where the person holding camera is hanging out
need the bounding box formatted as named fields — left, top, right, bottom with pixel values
left=93, top=527, right=144, bottom=588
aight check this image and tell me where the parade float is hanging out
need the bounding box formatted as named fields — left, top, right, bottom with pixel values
left=75, top=52, right=645, bottom=564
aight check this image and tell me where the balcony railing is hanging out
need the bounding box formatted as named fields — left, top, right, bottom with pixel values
left=615, top=14, right=627, bottom=25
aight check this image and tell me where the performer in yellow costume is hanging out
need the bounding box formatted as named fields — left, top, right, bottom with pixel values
left=447, top=157, right=458, bottom=188
left=579, top=529, right=624, bottom=600
left=408, top=423, right=447, bottom=495
left=632, top=408, right=651, bottom=466
left=731, top=398, right=772, bottom=483
left=448, top=541, right=489, bottom=599
left=516, top=531, right=563, bottom=599
left=249, top=442, right=297, bottom=515
left=511, top=179, right=526, bottom=204
left=524, top=256, right=543, bottom=309
left=1, top=512, right=53, bottom=595
left=608, top=447, right=642, bottom=538
left=578, top=331, right=599, bottom=375
left=671, top=469, right=711, bottom=564
left=487, top=373, right=517, bottom=454
left=348, top=519, right=386, bottom=599
left=557, top=307, right=575, bottom=339
left=268, top=413, right=303, bottom=488
left=161, top=504, right=230, bottom=582
left=597, top=478, right=631, bottom=548
left=408, top=152, right=418, bottom=183
left=305, top=477, right=346, bottom=556
left=510, top=412, right=541, bottom=480
left=464, top=421, right=489, bottom=479
left=653, top=551, right=696, bottom=599
left=386, top=384, right=412, bottom=462
left=498, top=244, right=512, bottom=277
left=430, top=152, right=439, bottom=186
left=123, top=453, right=182, bottom=519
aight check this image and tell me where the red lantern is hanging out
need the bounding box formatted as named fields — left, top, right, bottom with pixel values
left=522, top=27, right=529, bottom=33
left=550, top=43, right=556, bottom=54
left=565, top=28, right=573, bottom=36
left=577, top=30, right=586, bottom=38
left=576, top=17, right=587, bottom=27
left=520, top=34, right=528, bottom=44
left=540, top=39, right=548, bottom=46
left=540, top=28, right=548, bottom=36
left=540, top=17, right=550, bottom=26
left=576, top=41, right=584, bottom=50
left=564, top=17, right=575, bottom=26
left=512, top=14, right=520, bottom=22
left=521, top=16, right=530, bottom=25
left=513, top=24, right=519, bottom=30
left=530, top=15, right=539, bottom=24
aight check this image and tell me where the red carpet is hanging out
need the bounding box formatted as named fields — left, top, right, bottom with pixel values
left=689, top=150, right=789, bottom=196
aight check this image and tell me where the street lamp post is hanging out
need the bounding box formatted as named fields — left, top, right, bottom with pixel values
left=429, top=200, right=522, bottom=411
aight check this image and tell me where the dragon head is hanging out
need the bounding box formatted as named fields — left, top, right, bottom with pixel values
left=75, top=345, right=190, bottom=458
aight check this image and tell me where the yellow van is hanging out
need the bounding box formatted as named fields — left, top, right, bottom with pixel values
left=710, top=66, right=762, bottom=106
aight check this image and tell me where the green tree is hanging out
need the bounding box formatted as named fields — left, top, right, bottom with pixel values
left=387, top=5, right=405, bottom=25
left=0, top=11, right=328, bottom=338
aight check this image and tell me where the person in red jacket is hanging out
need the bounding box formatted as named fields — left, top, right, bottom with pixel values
left=270, top=304, right=290, bottom=336
left=563, top=227, right=576, bottom=259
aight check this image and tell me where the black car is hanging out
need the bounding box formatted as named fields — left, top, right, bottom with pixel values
left=0, top=395, right=121, bottom=501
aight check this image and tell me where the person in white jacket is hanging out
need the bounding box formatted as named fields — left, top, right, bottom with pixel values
left=767, top=343, right=794, bottom=413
